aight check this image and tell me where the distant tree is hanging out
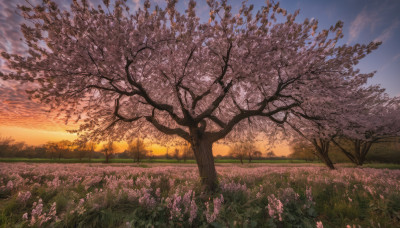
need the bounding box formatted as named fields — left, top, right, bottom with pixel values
left=0, top=136, right=15, bottom=157
left=56, top=140, right=73, bottom=160
left=229, top=142, right=256, bottom=164
left=86, top=141, right=97, bottom=161
left=181, top=144, right=194, bottom=162
left=102, top=141, right=116, bottom=163
left=229, top=144, right=245, bottom=165
left=147, top=150, right=154, bottom=161
left=253, top=151, right=263, bottom=159
left=173, top=148, right=181, bottom=162
left=165, top=148, right=169, bottom=160
left=73, top=141, right=87, bottom=160
left=247, top=145, right=258, bottom=163
left=44, top=142, right=61, bottom=160
left=127, top=138, right=148, bottom=162
left=289, top=141, right=318, bottom=161
left=265, top=151, right=276, bottom=158
left=332, top=96, right=400, bottom=166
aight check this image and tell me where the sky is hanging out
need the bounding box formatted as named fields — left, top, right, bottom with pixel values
left=0, top=0, right=399, bottom=156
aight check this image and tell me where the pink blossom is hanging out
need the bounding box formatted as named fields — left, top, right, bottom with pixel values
left=6, top=180, right=14, bottom=190
left=267, top=194, right=284, bottom=221
left=204, top=194, right=224, bottom=223
left=17, top=191, right=31, bottom=203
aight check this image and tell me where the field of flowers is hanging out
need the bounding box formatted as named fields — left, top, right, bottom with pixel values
left=1, top=163, right=400, bottom=227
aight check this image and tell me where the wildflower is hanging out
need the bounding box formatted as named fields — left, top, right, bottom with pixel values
left=188, top=197, right=197, bottom=224
left=279, top=188, right=299, bottom=205
left=316, top=221, right=323, bottom=228
left=306, top=186, right=313, bottom=202
left=204, top=194, right=224, bottom=223
left=221, top=181, right=247, bottom=193
left=17, top=191, right=32, bottom=203
left=256, top=185, right=263, bottom=199
left=6, top=180, right=14, bottom=190
left=30, top=198, right=56, bottom=226
left=267, top=194, right=283, bottom=221
left=155, top=188, right=161, bottom=197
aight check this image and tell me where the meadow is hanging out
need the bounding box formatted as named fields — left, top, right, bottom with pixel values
left=1, top=163, right=400, bottom=227
left=0, top=158, right=309, bottom=164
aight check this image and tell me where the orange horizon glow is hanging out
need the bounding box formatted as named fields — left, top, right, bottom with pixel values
left=0, top=125, right=292, bottom=156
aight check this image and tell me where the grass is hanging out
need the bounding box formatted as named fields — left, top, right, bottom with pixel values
left=1, top=158, right=399, bottom=170
left=1, top=163, right=400, bottom=227
left=0, top=158, right=310, bottom=164
left=339, top=163, right=400, bottom=169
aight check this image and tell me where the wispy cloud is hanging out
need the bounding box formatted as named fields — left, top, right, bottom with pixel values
left=348, top=7, right=379, bottom=44
left=374, top=20, right=400, bottom=43
left=0, top=79, right=70, bottom=130
left=131, top=0, right=141, bottom=11
left=378, top=53, right=400, bottom=72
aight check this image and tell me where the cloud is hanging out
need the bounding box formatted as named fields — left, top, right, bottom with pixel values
left=0, top=1, right=27, bottom=56
left=348, top=7, right=378, bottom=44
left=131, top=0, right=141, bottom=11
left=374, top=20, right=400, bottom=43
left=378, top=53, right=400, bottom=72
left=0, top=79, right=71, bottom=130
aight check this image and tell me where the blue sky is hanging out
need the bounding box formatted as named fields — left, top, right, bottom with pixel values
left=273, top=0, right=400, bottom=96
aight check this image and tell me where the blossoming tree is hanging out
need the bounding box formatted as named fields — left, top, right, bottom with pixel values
left=332, top=92, right=400, bottom=166
left=0, top=0, right=380, bottom=190
left=286, top=86, right=395, bottom=169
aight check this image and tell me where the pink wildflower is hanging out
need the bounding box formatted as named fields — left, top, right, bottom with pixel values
left=204, top=194, right=224, bottom=223
left=6, top=180, right=13, bottom=190
left=267, top=194, right=284, bottom=221
left=17, top=191, right=31, bottom=204
left=22, top=213, right=28, bottom=220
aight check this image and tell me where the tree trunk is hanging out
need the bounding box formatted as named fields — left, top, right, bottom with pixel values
left=192, top=138, right=218, bottom=192
left=355, top=141, right=372, bottom=166
left=312, top=138, right=335, bottom=170
left=105, top=151, right=109, bottom=163
left=320, top=153, right=335, bottom=170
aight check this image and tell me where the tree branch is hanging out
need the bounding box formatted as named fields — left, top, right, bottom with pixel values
left=145, top=115, right=190, bottom=141
left=208, top=101, right=299, bottom=142
left=124, top=58, right=187, bottom=125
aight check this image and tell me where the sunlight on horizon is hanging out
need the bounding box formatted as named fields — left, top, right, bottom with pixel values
left=0, top=125, right=291, bottom=156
